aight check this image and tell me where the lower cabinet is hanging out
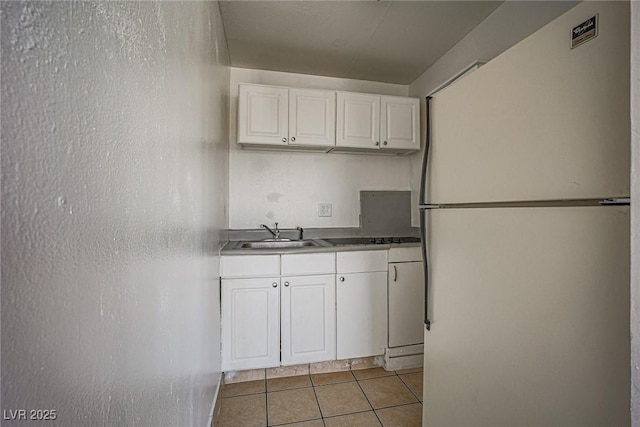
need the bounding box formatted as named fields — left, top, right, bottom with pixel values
left=281, top=274, right=336, bottom=365
left=388, top=261, right=424, bottom=348
left=221, top=277, right=280, bottom=371
left=336, top=272, right=388, bottom=359
left=221, top=250, right=394, bottom=371
left=222, top=274, right=336, bottom=371
left=336, top=250, right=388, bottom=359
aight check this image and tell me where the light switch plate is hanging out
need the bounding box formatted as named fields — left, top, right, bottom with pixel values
left=318, top=203, right=332, bottom=217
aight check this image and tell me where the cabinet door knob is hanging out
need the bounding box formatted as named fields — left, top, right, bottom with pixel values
left=375, top=141, right=380, bottom=146
left=383, top=141, right=388, bottom=146
left=272, top=282, right=278, bottom=288
left=393, top=265, right=398, bottom=282
left=339, top=277, right=345, bottom=282
left=291, top=136, right=296, bottom=142
left=284, top=281, right=290, bottom=287
left=282, top=137, right=287, bottom=143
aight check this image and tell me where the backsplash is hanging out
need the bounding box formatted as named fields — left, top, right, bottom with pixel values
left=360, top=191, right=413, bottom=237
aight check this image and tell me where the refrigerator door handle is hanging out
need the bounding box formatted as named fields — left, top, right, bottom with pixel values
left=599, top=198, right=630, bottom=205
left=419, top=204, right=442, bottom=210
left=418, top=96, right=432, bottom=208
left=420, top=212, right=431, bottom=331
left=420, top=95, right=433, bottom=331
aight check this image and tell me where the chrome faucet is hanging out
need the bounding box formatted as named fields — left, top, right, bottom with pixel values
left=296, top=227, right=304, bottom=241
left=261, top=222, right=280, bottom=239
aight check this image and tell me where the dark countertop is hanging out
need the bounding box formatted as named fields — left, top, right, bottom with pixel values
left=220, top=237, right=421, bottom=255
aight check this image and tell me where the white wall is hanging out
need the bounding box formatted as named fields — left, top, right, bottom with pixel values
left=407, top=1, right=579, bottom=225
left=631, top=1, right=639, bottom=424
left=229, top=67, right=414, bottom=229
left=0, top=2, right=229, bottom=426
left=409, top=1, right=579, bottom=97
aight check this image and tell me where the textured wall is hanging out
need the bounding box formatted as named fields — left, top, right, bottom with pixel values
left=631, top=1, right=639, bottom=424
left=1, top=2, right=229, bottom=426
left=229, top=67, right=413, bottom=229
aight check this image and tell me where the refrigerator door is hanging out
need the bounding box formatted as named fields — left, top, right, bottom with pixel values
left=423, top=206, right=629, bottom=427
left=425, top=1, right=630, bottom=205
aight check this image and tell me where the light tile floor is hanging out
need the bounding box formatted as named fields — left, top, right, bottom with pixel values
left=215, top=367, right=423, bottom=427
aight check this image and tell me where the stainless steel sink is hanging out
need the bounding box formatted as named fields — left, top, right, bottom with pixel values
left=240, top=240, right=321, bottom=249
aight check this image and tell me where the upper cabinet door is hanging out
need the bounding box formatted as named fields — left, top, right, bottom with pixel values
left=336, top=92, right=380, bottom=149
left=238, top=84, right=289, bottom=146
left=289, top=89, right=336, bottom=148
left=380, top=96, right=420, bottom=151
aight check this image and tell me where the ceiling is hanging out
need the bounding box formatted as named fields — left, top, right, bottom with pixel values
left=219, top=1, right=503, bottom=85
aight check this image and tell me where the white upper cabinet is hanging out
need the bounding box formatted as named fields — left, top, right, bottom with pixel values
left=381, top=96, right=420, bottom=151
left=336, top=92, right=381, bottom=149
left=289, top=88, right=336, bottom=148
left=238, top=84, right=289, bottom=146
left=336, top=92, right=420, bottom=154
left=238, top=84, right=335, bottom=150
left=238, top=83, right=419, bottom=154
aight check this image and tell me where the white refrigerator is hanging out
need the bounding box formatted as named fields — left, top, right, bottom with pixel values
left=419, top=2, right=630, bottom=426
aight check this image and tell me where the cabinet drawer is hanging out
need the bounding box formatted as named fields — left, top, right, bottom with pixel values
left=388, top=246, right=422, bottom=263
left=337, top=250, right=388, bottom=273
left=281, top=253, right=336, bottom=276
left=221, top=255, right=280, bottom=278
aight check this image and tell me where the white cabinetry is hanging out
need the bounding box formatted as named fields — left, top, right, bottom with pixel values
left=281, top=274, right=336, bottom=365
left=335, top=92, right=380, bottom=149
left=289, top=88, right=336, bottom=148
left=388, top=261, right=424, bottom=347
left=385, top=246, right=424, bottom=371
left=336, top=92, right=419, bottom=153
left=336, top=250, right=388, bottom=359
left=221, top=277, right=280, bottom=371
left=238, top=85, right=288, bottom=146
left=238, top=84, right=335, bottom=150
left=221, top=254, right=280, bottom=278
left=221, top=253, right=336, bottom=371
left=381, top=96, right=420, bottom=152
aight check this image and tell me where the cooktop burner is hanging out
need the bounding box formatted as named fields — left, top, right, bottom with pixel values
left=323, top=236, right=421, bottom=246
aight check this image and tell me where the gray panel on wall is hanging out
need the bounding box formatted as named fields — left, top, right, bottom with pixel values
left=360, top=191, right=412, bottom=237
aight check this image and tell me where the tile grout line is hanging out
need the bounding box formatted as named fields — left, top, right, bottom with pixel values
left=355, top=370, right=424, bottom=424
left=264, top=375, right=270, bottom=427
left=352, top=374, right=388, bottom=426
left=308, top=375, right=325, bottom=426
left=397, top=372, right=422, bottom=403
left=267, top=375, right=321, bottom=427
left=313, top=371, right=383, bottom=425
left=264, top=392, right=269, bottom=427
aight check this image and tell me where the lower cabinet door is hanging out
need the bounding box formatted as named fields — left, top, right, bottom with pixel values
left=336, top=272, right=388, bottom=359
left=388, top=262, right=425, bottom=347
left=281, top=274, right=336, bottom=365
left=221, top=278, right=280, bottom=371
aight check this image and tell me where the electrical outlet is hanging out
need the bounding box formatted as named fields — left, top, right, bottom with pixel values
left=318, top=203, right=332, bottom=217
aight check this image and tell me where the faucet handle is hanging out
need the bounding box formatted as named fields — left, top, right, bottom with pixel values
left=274, top=222, right=279, bottom=231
